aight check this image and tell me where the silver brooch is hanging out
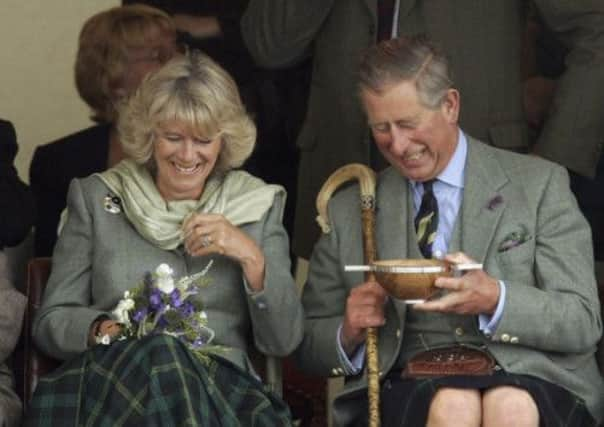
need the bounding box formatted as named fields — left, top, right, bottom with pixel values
left=104, top=193, right=122, bottom=214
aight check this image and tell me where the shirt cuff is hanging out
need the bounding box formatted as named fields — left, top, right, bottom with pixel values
left=336, top=324, right=365, bottom=375
left=478, top=280, right=506, bottom=337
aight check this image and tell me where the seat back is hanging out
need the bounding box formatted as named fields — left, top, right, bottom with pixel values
left=13, top=257, right=61, bottom=410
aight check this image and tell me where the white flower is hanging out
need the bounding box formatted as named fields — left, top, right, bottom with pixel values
left=112, top=298, right=135, bottom=326
left=156, top=263, right=174, bottom=278
left=155, top=263, right=175, bottom=294
left=156, top=276, right=175, bottom=294
left=199, top=311, right=208, bottom=321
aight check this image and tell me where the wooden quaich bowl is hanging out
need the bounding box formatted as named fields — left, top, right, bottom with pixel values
left=345, top=259, right=483, bottom=302
left=372, top=259, right=450, bottom=301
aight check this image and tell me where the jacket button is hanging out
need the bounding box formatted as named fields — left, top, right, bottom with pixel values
left=455, top=327, right=464, bottom=336
left=510, top=336, right=519, bottom=344
left=501, top=333, right=510, bottom=342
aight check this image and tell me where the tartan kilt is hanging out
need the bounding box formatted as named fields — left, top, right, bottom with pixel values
left=24, top=335, right=293, bottom=426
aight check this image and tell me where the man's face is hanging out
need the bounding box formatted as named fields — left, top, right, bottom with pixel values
left=362, top=81, right=460, bottom=182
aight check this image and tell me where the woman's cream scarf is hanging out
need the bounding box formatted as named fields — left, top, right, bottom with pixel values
left=95, top=159, right=285, bottom=250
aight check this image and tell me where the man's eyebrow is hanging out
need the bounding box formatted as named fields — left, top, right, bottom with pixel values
left=394, top=115, right=419, bottom=126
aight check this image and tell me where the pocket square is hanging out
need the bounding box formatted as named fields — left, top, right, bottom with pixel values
left=498, top=229, right=532, bottom=253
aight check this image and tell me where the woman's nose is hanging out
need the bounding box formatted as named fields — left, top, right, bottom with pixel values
left=178, top=140, right=195, bottom=160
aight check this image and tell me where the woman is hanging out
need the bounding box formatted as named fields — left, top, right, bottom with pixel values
left=27, top=52, right=304, bottom=425
left=30, top=4, right=181, bottom=257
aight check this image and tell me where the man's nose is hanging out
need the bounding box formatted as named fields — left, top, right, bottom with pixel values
left=389, top=128, right=410, bottom=155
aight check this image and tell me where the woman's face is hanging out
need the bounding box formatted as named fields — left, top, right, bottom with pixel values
left=153, top=120, right=223, bottom=201
left=116, top=27, right=179, bottom=99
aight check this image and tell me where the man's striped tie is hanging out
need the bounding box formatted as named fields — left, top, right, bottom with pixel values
left=414, top=180, right=439, bottom=258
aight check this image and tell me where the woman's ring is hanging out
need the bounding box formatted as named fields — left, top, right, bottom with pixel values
left=201, top=234, right=212, bottom=248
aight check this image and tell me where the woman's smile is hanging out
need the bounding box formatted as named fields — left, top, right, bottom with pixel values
left=154, top=120, right=222, bottom=201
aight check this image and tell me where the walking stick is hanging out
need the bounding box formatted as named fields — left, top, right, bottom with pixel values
left=316, top=163, right=380, bottom=427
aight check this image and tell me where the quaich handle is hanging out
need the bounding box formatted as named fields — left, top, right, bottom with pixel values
left=344, top=263, right=483, bottom=274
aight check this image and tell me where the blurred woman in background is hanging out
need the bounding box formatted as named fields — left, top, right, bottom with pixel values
left=30, top=4, right=181, bottom=257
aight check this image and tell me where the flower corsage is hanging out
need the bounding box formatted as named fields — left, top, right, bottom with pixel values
left=103, top=261, right=222, bottom=359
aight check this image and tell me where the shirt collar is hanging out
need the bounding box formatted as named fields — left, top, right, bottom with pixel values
left=437, top=129, right=466, bottom=189
left=410, top=129, right=466, bottom=191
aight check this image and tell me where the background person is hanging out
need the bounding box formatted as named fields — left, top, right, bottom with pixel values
left=27, top=52, right=303, bottom=425
left=30, top=4, right=181, bottom=257
left=241, top=0, right=604, bottom=260
left=295, top=37, right=603, bottom=426
left=0, top=119, right=33, bottom=427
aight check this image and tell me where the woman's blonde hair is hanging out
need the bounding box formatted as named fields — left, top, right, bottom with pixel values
left=118, top=51, right=256, bottom=174
left=75, top=4, right=176, bottom=123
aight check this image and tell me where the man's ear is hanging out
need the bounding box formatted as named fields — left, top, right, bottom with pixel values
left=441, top=88, right=460, bottom=123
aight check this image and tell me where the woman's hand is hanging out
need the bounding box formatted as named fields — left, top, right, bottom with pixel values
left=88, top=319, right=123, bottom=347
left=182, top=213, right=266, bottom=291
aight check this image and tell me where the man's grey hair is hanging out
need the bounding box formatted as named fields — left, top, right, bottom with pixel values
left=358, top=35, right=453, bottom=109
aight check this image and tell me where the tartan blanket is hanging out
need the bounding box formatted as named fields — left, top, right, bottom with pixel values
left=24, top=335, right=292, bottom=426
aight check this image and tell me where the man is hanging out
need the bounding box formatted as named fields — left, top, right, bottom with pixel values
left=295, top=37, right=603, bottom=426
left=0, top=119, right=31, bottom=427
left=241, top=0, right=604, bottom=259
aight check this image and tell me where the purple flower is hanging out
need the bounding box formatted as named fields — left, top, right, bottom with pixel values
left=132, top=308, right=147, bottom=322
left=170, top=289, right=183, bottom=307
left=191, top=337, right=206, bottom=349
left=487, top=195, right=503, bottom=211
left=179, top=301, right=195, bottom=317
left=149, top=288, right=163, bottom=310
left=156, top=315, right=168, bottom=329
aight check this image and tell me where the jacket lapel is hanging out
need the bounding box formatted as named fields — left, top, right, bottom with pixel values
left=459, top=137, right=508, bottom=264
left=376, top=168, right=410, bottom=328
left=376, top=168, right=409, bottom=262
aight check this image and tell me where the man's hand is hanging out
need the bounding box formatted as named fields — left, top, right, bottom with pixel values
left=340, top=281, right=388, bottom=356
left=414, top=252, right=500, bottom=315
